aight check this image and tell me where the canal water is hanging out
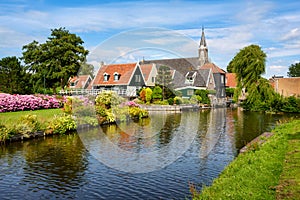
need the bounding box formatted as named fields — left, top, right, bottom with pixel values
left=0, top=108, right=299, bottom=199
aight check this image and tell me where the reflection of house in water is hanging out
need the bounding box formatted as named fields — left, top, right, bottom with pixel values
left=199, top=108, right=227, bottom=159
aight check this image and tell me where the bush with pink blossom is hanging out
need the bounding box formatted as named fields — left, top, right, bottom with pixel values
left=0, top=93, right=65, bottom=112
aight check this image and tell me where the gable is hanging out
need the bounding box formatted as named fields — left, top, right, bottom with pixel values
left=129, top=65, right=145, bottom=87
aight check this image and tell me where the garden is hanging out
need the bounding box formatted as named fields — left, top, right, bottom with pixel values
left=0, top=91, right=148, bottom=143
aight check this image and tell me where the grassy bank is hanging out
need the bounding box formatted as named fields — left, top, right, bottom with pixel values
left=193, top=119, right=300, bottom=200
left=0, top=108, right=62, bottom=124
left=0, top=109, right=77, bottom=142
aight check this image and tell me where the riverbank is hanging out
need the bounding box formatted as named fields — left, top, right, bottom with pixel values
left=193, top=119, right=300, bottom=199
left=0, top=109, right=77, bottom=143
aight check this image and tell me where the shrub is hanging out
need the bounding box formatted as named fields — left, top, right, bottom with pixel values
left=95, top=91, right=124, bottom=109
left=139, top=88, right=146, bottom=102
left=167, top=98, right=174, bottom=105
left=0, top=124, right=12, bottom=142
left=152, top=86, right=163, bottom=100
left=63, top=96, right=73, bottom=114
left=190, top=95, right=202, bottom=104
left=174, top=96, right=183, bottom=105
left=47, top=115, right=76, bottom=134
left=145, top=88, right=153, bottom=103
left=0, top=93, right=64, bottom=112
left=281, top=96, right=300, bottom=113
left=14, top=115, right=40, bottom=137
left=195, top=89, right=211, bottom=105
left=129, top=107, right=148, bottom=119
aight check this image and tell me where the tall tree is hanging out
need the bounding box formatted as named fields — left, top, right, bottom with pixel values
left=287, top=62, right=300, bottom=77
left=78, top=61, right=95, bottom=78
left=22, top=27, right=89, bottom=93
left=227, top=44, right=266, bottom=101
left=0, top=56, right=32, bottom=94
left=155, top=65, right=173, bottom=100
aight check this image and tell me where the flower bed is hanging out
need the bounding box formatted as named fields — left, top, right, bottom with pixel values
left=0, top=93, right=65, bottom=112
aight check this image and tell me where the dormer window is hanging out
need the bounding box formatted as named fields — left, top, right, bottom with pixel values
left=103, top=73, right=109, bottom=81
left=114, top=72, right=120, bottom=81
left=185, top=71, right=197, bottom=84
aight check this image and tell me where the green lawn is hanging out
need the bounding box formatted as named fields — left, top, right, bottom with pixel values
left=0, top=109, right=62, bottom=125
left=276, top=124, right=300, bottom=199
left=193, top=119, right=300, bottom=200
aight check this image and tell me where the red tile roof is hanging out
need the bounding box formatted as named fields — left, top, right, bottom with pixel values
left=200, top=63, right=225, bottom=74
left=226, top=73, right=237, bottom=88
left=69, top=75, right=91, bottom=89
left=140, top=64, right=153, bottom=81
left=93, top=63, right=137, bottom=85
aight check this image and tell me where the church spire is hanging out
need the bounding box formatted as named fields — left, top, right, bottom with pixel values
left=198, top=26, right=209, bottom=67
left=200, top=26, right=207, bottom=47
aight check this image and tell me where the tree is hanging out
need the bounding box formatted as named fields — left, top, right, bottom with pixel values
left=78, top=61, right=95, bottom=78
left=0, top=56, right=32, bottom=94
left=287, top=62, right=300, bottom=77
left=139, top=87, right=153, bottom=103
left=22, top=27, right=89, bottom=93
left=155, top=65, right=173, bottom=100
left=227, top=44, right=266, bottom=101
left=195, top=89, right=210, bottom=105
left=152, top=86, right=163, bottom=100
left=243, top=78, right=277, bottom=111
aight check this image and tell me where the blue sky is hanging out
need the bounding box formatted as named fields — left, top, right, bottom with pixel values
left=1, top=0, right=300, bottom=78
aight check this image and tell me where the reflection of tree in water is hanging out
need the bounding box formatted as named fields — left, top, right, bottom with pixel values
left=22, top=134, right=88, bottom=195
left=158, top=113, right=181, bottom=146
left=232, top=109, right=296, bottom=150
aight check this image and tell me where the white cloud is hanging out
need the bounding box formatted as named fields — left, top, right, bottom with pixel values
left=269, top=65, right=285, bottom=70
left=281, top=28, right=300, bottom=41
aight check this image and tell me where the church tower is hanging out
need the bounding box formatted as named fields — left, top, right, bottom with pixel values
left=198, top=27, right=209, bottom=67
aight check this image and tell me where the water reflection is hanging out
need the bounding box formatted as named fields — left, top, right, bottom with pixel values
left=0, top=109, right=299, bottom=199
left=198, top=108, right=227, bottom=159
left=78, top=111, right=199, bottom=173
left=0, top=134, right=88, bottom=199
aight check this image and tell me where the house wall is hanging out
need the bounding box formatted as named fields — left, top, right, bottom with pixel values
left=273, top=77, right=300, bottom=97
left=207, top=72, right=215, bottom=90
left=213, top=73, right=226, bottom=98
left=129, top=66, right=146, bottom=87
left=179, top=88, right=195, bottom=98
left=146, top=65, right=157, bottom=86
left=177, top=87, right=206, bottom=98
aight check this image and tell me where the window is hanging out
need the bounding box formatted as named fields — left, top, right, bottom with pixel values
left=221, top=75, right=224, bottom=84
left=135, top=75, right=141, bottom=82
left=103, top=73, right=109, bottom=81
left=70, top=82, right=75, bottom=86
left=152, top=77, right=155, bottom=83
left=114, top=72, right=119, bottom=81
left=187, top=90, right=194, bottom=96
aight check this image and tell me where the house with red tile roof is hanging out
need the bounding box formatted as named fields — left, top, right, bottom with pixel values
left=68, top=75, right=93, bottom=89
left=92, top=62, right=145, bottom=97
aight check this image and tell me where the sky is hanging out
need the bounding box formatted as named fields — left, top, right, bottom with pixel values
left=0, top=0, right=300, bottom=78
